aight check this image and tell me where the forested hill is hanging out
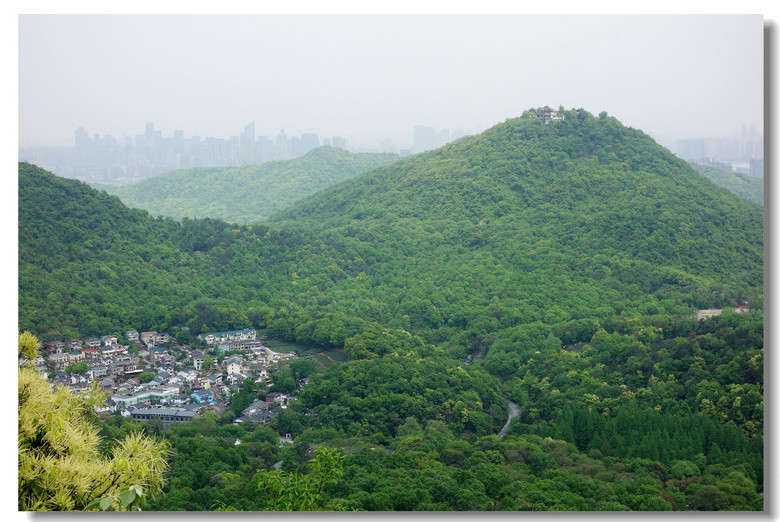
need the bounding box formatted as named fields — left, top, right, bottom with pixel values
left=20, top=109, right=763, bottom=347
left=267, top=110, right=762, bottom=342
left=105, top=147, right=400, bottom=224
left=272, top=110, right=762, bottom=287
left=17, top=106, right=765, bottom=510
left=689, top=162, right=764, bottom=207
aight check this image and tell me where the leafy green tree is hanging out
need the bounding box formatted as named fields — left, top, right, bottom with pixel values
left=138, top=371, right=155, bottom=384
left=289, top=358, right=317, bottom=381
left=202, top=355, right=215, bottom=371
left=271, top=409, right=307, bottom=439
left=175, top=329, right=192, bottom=344
left=65, top=361, right=89, bottom=375
left=271, top=369, right=298, bottom=393
left=18, top=332, right=169, bottom=511
left=85, top=485, right=149, bottom=512
left=397, top=417, right=423, bottom=437
left=252, top=448, right=346, bottom=510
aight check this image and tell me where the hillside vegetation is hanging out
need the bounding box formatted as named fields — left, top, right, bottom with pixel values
left=18, top=108, right=764, bottom=511
left=270, top=110, right=762, bottom=347
left=689, top=162, right=763, bottom=206
left=105, top=147, right=400, bottom=224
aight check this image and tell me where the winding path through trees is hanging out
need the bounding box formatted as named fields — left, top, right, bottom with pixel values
left=498, top=400, right=522, bottom=437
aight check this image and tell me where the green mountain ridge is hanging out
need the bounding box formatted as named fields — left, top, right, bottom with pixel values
left=267, top=110, right=762, bottom=345
left=20, top=109, right=763, bottom=345
left=17, top=108, right=764, bottom=511
left=274, top=110, right=761, bottom=278
left=104, top=146, right=400, bottom=224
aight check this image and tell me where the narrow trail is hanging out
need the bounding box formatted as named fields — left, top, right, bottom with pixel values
left=498, top=400, right=522, bottom=438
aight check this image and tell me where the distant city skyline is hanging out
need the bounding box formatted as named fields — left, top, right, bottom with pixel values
left=19, top=15, right=763, bottom=152
left=18, top=109, right=764, bottom=188
left=18, top=117, right=478, bottom=186
left=16, top=105, right=762, bottom=154
left=20, top=119, right=472, bottom=153
left=18, top=113, right=762, bottom=154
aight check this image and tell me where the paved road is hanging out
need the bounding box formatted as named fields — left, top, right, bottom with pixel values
left=498, top=400, right=522, bottom=437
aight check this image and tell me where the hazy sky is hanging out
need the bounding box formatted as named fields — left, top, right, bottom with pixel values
left=18, top=14, right=764, bottom=150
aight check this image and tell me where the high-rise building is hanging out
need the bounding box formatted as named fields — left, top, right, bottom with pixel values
left=332, top=136, right=348, bottom=150
left=144, top=123, right=155, bottom=149
left=676, top=139, right=704, bottom=161
left=25, top=120, right=413, bottom=184
left=173, top=130, right=184, bottom=155
left=290, top=136, right=302, bottom=158
left=750, top=159, right=764, bottom=178
left=257, top=136, right=274, bottom=163
left=275, top=129, right=289, bottom=160
left=240, top=121, right=255, bottom=164
left=413, top=125, right=437, bottom=153
left=300, top=133, right=319, bottom=156
left=437, top=129, right=450, bottom=149
left=229, top=136, right=240, bottom=165
left=74, top=127, right=89, bottom=150
left=74, top=127, right=91, bottom=165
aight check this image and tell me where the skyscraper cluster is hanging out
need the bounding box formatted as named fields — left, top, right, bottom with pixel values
left=675, top=123, right=764, bottom=177
left=21, top=122, right=350, bottom=186
left=413, top=125, right=475, bottom=154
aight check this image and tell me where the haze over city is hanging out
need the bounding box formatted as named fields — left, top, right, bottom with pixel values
left=19, top=14, right=763, bottom=152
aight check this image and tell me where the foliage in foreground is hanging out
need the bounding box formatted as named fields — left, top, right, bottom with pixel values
left=251, top=448, right=346, bottom=511
left=18, top=332, right=169, bottom=511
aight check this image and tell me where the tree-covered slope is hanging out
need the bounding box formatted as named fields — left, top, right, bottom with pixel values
left=106, top=147, right=400, bottom=224
left=689, top=162, right=764, bottom=206
left=18, top=162, right=437, bottom=351
left=273, top=110, right=762, bottom=283
left=20, top=162, right=274, bottom=338
left=268, top=110, right=762, bottom=346
left=17, top=106, right=765, bottom=510
left=21, top=109, right=764, bottom=349
left=142, top=307, right=764, bottom=512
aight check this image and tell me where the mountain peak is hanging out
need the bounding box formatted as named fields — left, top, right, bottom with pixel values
left=271, top=109, right=762, bottom=295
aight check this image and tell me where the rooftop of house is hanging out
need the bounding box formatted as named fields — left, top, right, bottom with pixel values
left=128, top=406, right=197, bottom=418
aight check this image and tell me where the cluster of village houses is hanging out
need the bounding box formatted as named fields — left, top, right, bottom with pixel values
left=24, top=328, right=306, bottom=430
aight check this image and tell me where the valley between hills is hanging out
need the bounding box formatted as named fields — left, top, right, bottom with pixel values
left=19, top=108, right=763, bottom=511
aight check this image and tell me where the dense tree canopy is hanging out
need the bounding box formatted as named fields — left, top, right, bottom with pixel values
left=132, top=308, right=764, bottom=511
left=105, top=147, right=400, bottom=224
left=689, top=162, right=763, bottom=207
left=18, top=109, right=763, bottom=511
